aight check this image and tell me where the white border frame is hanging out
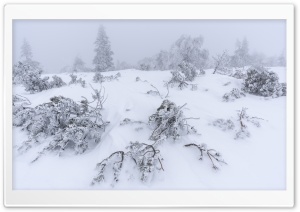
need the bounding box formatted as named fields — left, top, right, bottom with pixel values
left=3, top=4, right=294, bottom=207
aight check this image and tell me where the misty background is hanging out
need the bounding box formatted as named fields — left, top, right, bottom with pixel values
left=13, top=20, right=286, bottom=73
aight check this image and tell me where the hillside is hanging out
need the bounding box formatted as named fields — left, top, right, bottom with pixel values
left=12, top=67, right=286, bottom=190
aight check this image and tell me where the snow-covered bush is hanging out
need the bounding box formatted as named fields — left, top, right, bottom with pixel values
left=13, top=62, right=30, bottom=84
left=235, top=108, right=261, bottom=139
left=212, top=119, right=235, bottom=131
left=146, top=90, right=161, bottom=97
left=148, top=100, right=197, bottom=142
left=177, top=61, right=198, bottom=81
left=231, top=69, right=246, bottom=79
left=184, top=143, right=227, bottom=170
left=242, top=66, right=286, bottom=97
left=69, top=74, right=86, bottom=87
left=14, top=87, right=109, bottom=160
left=93, top=72, right=104, bottom=83
left=120, top=118, right=143, bottom=126
left=49, top=75, right=66, bottom=88
left=91, top=141, right=164, bottom=185
left=13, top=61, right=51, bottom=93
left=168, top=71, right=189, bottom=90
left=93, top=72, right=121, bottom=83
left=190, top=84, right=198, bottom=91
left=223, top=88, right=246, bottom=102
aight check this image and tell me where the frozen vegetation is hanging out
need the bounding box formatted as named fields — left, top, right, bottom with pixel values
left=12, top=25, right=286, bottom=190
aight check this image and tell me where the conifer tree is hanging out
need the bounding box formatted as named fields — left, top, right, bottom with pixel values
left=93, top=25, right=114, bottom=72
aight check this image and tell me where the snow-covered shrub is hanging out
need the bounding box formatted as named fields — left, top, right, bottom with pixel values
left=77, top=78, right=86, bottom=88
left=148, top=100, right=197, bottom=142
left=231, top=69, right=246, bottom=79
left=93, top=72, right=121, bottom=83
left=235, top=108, right=261, bottom=139
left=23, top=75, right=50, bottom=94
left=91, top=141, right=164, bottom=185
left=177, top=61, right=198, bottom=81
left=69, top=73, right=78, bottom=84
left=168, top=70, right=189, bottom=90
left=13, top=62, right=28, bottom=84
left=146, top=90, right=160, bottom=96
left=120, top=118, right=143, bottom=126
left=190, top=84, right=198, bottom=91
left=13, top=62, right=50, bottom=93
left=212, top=119, right=235, bottom=131
left=242, top=66, right=286, bottom=97
left=184, top=143, right=227, bottom=170
left=14, top=88, right=109, bottom=159
left=49, top=75, right=66, bottom=88
left=13, top=94, right=31, bottom=107
left=281, top=83, right=287, bottom=96
left=93, top=72, right=104, bottom=83
left=223, top=88, right=246, bottom=102
left=69, top=74, right=86, bottom=87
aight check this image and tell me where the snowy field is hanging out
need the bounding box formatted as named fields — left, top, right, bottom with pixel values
left=12, top=67, right=286, bottom=190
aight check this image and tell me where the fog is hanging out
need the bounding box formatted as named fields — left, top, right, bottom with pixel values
left=13, top=20, right=286, bottom=73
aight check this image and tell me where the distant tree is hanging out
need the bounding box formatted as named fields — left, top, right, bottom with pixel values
left=115, top=60, right=134, bottom=70
left=21, top=39, right=33, bottom=61
left=277, top=51, right=286, bottom=67
left=13, top=39, right=42, bottom=84
left=212, top=50, right=231, bottom=74
left=155, top=50, right=170, bottom=70
left=93, top=25, right=114, bottom=72
left=250, top=52, right=266, bottom=67
left=231, top=38, right=250, bottom=69
left=138, top=57, right=155, bottom=71
left=169, top=35, right=209, bottom=70
left=73, top=56, right=86, bottom=72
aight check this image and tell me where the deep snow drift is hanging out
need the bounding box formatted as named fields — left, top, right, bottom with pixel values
left=12, top=67, right=286, bottom=190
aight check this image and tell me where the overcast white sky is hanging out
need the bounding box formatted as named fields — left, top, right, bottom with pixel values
left=13, top=20, right=286, bottom=73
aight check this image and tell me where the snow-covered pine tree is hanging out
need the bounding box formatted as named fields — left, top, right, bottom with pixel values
left=21, top=39, right=33, bottom=61
left=93, top=25, right=114, bottom=72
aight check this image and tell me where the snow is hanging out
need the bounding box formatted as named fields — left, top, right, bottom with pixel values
left=13, top=67, right=286, bottom=190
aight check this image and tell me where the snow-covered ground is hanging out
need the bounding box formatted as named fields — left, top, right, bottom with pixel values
left=12, top=67, right=286, bottom=190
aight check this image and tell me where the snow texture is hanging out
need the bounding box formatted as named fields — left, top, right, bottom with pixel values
left=13, top=67, right=286, bottom=190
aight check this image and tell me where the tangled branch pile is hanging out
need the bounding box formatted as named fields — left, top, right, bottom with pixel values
left=184, top=143, right=227, bottom=170
left=235, top=107, right=262, bottom=139
left=91, top=141, right=163, bottom=185
left=148, top=100, right=197, bottom=142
